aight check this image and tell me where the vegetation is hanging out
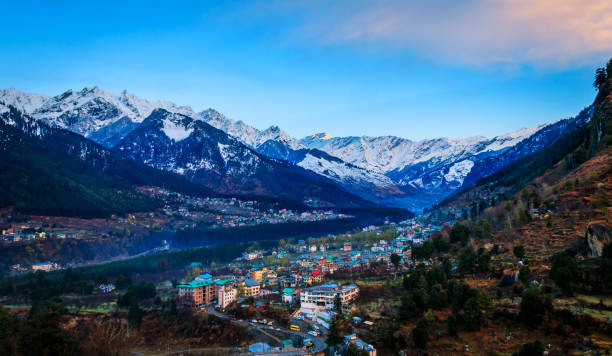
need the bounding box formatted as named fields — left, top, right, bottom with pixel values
left=0, top=107, right=218, bottom=217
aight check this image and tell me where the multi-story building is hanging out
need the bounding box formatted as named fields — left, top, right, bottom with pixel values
left=250, top=266, right=269, bottom=283
left=262, top=270, right=277, bottom=288
left=178, top=280, right=215, bottom=307
left=216, top=279, right=237, bottom=309
left=243, top=278, right=261, bottom=297
left=300, top=283, right=359, bottom=318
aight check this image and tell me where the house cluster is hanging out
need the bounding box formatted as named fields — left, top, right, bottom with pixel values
left=209, top=208, right=349, bottom=229
left=229, top=225, right=442, bottom=292
left=1, top=228, right=72, bottom=244
left=138, top=186, right=349, bottom=228
left=8, top=263, right=58, bottom=273
left=177, top=272, right=269, bottom=310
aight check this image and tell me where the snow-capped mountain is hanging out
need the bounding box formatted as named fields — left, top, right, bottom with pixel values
left=198, top=109, right=405, bottom=200
left=0, top=87, right=401, bottom=203
left=201, top=109, right=302, bottom=150
left=113, top=109, right=370, bottom=206
left=0, top=88, right=49, bottom=113
left=300, top=108, right=592, bottom=209
left=0, top=87, right=196, bottom=147
left=0, top=87, right=592, bottom=211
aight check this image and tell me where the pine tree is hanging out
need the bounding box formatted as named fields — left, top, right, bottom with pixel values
left=334, top=293, right=342, bottom=314
left=128, top=301, right=142, bottom=329
left=326, top=315, right=343, bottom=351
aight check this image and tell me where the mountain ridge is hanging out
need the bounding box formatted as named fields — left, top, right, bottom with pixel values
left=0, top=87, right=590, bottom=211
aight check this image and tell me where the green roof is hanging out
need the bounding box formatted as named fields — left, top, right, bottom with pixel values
left=178, top=280, right=214, bottom=288
left=215, top=278, right=235, bottom=285
left=282, top=288, right=294, bottom=295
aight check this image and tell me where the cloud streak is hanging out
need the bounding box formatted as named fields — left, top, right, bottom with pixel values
left=274, top=0, right=612, bottom=66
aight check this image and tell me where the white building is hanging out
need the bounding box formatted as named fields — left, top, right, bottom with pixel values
left=217, top=280, right=237, bottom=309
left=300, top=283, right=359, bottom=319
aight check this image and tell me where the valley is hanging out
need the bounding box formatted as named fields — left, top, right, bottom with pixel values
left=0, top=6, right=610, bottom=353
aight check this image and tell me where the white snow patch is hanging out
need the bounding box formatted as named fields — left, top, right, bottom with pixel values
left=478, top=125, right=543, bottom=153
left=162, top=120, right=192, bottom=141
left=408, top=178, right=424, bottom=188
left=444, top=160, right=474, bottom=184
left=298, top=153, right=396, bottom=187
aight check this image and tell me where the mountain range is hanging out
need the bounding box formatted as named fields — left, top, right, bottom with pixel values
left=0, top=87, right=591, bottom=212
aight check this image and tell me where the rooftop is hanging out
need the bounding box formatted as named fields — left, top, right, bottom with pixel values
left=244, top=278, right=260, bottom=287
left=178, top=280, right=215, bottom=288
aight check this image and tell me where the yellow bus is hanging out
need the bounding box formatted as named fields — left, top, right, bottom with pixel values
left=290, top=325, right=300, bottom=331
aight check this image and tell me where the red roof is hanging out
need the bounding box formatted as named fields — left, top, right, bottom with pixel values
left=311, top=270, right=321, bottom=275
left=316, top=260, right=326, bottom=265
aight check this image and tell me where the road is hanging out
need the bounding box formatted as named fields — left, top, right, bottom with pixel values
left=206, top=305, right=327, bottom=355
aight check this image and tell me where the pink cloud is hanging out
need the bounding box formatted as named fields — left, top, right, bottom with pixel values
left=276, top=0, right=612, bottom=66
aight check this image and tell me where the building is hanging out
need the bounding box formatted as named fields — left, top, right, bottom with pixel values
left=343, top=242, right=352, bottom=251
left=243, top=278, right=261, bottom=297
left=248, top=342, right=272, bottom=353
left=300, top=283, right=359, bottom=318
left=309, top=270, right=323, bottom=285
left=281, top=288, right=295, bottom=303
left=250, top=266, right=270, bottom=283
left=345, top=334, right=376, bottom=356
left=262, top=270, right=277, bottom=287
left=178, top=280, right=215, bottom=307
left=31, top=262, right=59, bottom=271
left=99, top=284, right=115, bottom=294
left=216, top=280, right=237, bottom=309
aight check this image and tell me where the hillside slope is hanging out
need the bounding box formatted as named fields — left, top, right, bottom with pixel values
left=0, top=104, right=214, bottom=217
left=429, top=59, right=612, bottom=264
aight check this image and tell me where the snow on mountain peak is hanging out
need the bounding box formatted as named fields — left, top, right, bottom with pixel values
left=199, top=109, right=303, bottom=150
left=162, top=118, right=193, bottom=141
left=0, top=88, right=50, bottom=113
left=0, top=87, right=198, bottom=138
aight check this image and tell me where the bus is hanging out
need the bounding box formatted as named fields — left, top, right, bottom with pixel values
left=290, top=325, right=301, bottom=332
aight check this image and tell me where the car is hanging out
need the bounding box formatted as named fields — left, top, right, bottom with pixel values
left=308, top=331, right=319, bottom=337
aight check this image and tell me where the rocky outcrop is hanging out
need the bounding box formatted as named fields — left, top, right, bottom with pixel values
left=585, top=221, right=612, bottom=257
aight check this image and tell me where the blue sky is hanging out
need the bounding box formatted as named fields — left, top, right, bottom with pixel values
left=1, top=1, right=610, bottom=140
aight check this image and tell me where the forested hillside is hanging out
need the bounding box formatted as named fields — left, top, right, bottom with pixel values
left=432, top=58, right=612, bottom=221
left=0, top=105, right=214, bottom=217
